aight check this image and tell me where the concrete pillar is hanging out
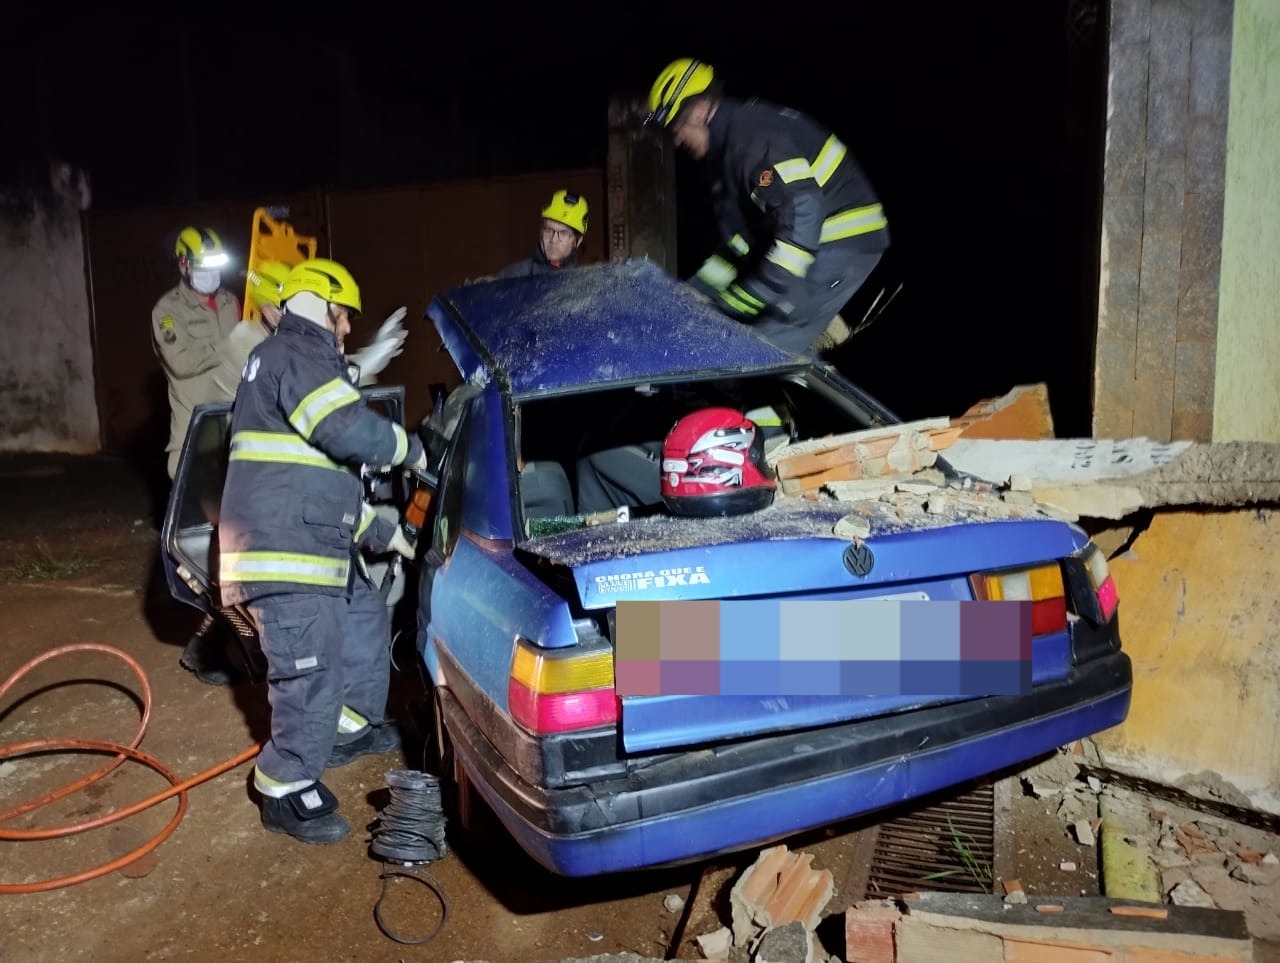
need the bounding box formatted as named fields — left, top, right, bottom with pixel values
left=1093, top=0, right=1233, bottom=442
left=606, top=96, right=677, bottom=269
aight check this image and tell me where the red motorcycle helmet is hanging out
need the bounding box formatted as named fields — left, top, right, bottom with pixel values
left=661, top=407, right=777, bottom=517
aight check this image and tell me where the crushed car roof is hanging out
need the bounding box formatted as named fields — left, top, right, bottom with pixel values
left=426, top=259, right=803, bottom=398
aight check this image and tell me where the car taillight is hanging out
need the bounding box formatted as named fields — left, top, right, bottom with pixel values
left=508, top=638, right=617, bottom=735
left=1084, top=543, right=1119, bottom=621
left=970, top=562, right=1067, bottom=636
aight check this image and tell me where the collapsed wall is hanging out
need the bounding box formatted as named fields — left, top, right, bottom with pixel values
left=770, top=383, right=1280, bottom=816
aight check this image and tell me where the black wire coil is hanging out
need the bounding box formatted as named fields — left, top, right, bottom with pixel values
left=370, top=770, right=450, bottom=946
left=370, top=769, right=449, bottom=865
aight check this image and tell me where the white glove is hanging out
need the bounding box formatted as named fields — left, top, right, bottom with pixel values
left=348, top=307, right=408, bottom=385
left=388, top=527, right=416, bottom=560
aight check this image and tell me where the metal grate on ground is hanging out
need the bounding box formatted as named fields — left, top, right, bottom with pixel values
left=842, top=779, right=1014, bottom=900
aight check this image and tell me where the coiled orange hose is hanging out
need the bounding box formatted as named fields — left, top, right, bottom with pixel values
left=1, top=642, right=261, bottom=894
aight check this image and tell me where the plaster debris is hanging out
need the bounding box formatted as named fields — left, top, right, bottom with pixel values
left=662, top=894, right=685, bottom=914
left=1230, top=863, right=1276, bottom=886
left=924, top=494, right=950, bottom=515
left=1073, top=820, right=1096, bottom=847
left=1169, top=879, right=1216, bottom=908
left=694, top=927, right=732, bottom=960
left=1002, top=879, right=1029, bottom=906
left=833, top=514, right=872, bottom=540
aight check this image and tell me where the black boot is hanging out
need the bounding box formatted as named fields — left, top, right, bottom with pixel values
left=179, top=613, right=248, bottom=686
left=260, top=782, right=350, bottom=844
left=327, top=723, right=403, bottom=768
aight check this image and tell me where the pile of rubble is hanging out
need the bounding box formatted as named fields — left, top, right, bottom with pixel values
left=764, top=383, right=1280, bottom=524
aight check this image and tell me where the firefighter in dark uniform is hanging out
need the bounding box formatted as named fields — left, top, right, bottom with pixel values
left=218, top=257, right=426, bottom=844
left=495, top=189, right=590, bottom=278
left=647, top=58, right=891, bottom=356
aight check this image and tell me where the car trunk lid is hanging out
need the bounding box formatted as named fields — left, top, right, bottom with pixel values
left=517, top=497, right=1085, bottom=752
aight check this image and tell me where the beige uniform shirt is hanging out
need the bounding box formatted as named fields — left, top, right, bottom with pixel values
left=151, top=283, right=242, bottom=478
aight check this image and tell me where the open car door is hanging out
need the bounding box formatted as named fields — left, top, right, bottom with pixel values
left=160, top=385, right=411, bottom=617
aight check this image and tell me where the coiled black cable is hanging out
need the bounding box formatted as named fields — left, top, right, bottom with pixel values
left=370, top=770, right=450, bottom=945
left=371, top=770, right=449, bottom=864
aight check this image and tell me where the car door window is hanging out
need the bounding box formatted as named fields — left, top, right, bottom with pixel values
left=430, top=403, right=471, bottom=560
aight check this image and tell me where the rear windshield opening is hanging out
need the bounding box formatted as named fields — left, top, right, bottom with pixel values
left=514, top=373, right=882, bottom=528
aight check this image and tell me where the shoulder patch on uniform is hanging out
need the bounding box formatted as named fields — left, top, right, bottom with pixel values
left=160, top=316, right=175, bottom=330
left=162, top=329, right=177, bottom=344
left=758, top=169, right=774, bottom=188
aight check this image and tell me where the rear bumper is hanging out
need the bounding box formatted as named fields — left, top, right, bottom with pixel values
left=444, top=651, right=1132, bottom=877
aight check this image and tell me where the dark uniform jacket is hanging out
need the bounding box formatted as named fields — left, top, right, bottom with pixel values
left=495, top=246, right=581, bottom=279
left=217, top=312, right=423, bottom=605
left=690, top=96, right=890, bottom=321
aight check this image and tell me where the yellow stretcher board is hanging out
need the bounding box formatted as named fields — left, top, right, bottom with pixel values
left=242, top=207, right=318, bottom=320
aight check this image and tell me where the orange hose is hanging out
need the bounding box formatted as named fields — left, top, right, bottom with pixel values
left=0, top=642, right=262, bottom=894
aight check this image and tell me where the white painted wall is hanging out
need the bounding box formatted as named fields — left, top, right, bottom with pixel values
left=0, top=165, right=100, bottom=453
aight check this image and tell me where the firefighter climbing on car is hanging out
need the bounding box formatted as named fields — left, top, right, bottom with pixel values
left=647, top=58, right=892, bottom=356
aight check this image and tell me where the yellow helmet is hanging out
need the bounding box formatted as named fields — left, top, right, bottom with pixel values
left=647, top=58, right=716, bottom=128
left=175, top=226, right=229, bottom=269
left=541, top=190, right=589, bottom=235
left=246, top=259, right=291, bottom=309
left=280, top=258, right=362, bottom=315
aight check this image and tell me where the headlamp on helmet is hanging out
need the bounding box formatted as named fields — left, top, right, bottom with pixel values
left=175, top=225, right=229, bottom=270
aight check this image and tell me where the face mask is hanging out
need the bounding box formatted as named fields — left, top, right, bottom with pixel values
left=190, top=269, right=221, bottom=295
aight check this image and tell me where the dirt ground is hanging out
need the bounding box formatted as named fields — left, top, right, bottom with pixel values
left=1, top=454, right=1276, bottom=962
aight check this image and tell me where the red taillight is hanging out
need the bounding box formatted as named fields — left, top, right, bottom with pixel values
left=1032, top=596, right=1068, bottom=636
left=507, top=681, right=617, bottom=734
left=507, top=639, right=617, bottom=735
left=1085, top=544, right=1120, bottom=621
left=971, top=563, right=1068, bottom=636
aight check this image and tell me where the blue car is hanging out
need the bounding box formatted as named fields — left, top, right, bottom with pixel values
left=415, top=260, right=1131, bottom=877
left=162, top=260, right=1130, bottom=878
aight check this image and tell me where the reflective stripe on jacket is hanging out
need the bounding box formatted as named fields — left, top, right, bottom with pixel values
left=217, top=312, right=422, bottom=604
left=692, top=97, right=889, bottom=319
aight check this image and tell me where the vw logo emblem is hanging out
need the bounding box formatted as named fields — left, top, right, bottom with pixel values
left=842, top=542, right=875, bottom=577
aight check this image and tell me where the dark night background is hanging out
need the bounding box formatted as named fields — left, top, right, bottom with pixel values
left=3, top=0, right=1106, bottom=435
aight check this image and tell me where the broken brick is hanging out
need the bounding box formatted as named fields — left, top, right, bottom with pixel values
left=729, top=845, right=833, bottom=947
left=844, top=901, right=899, bottom=963
left=1233, top=847, right=1264, bottom=865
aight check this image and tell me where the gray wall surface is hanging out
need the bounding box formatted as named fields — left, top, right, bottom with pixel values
left=0, top=167, right=99, bottom=453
